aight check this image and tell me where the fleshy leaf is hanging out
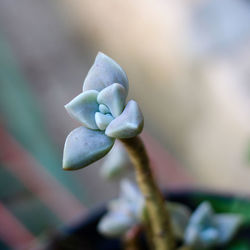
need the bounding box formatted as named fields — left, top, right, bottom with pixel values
left=95, top=112, right=114, bottom=130
left=184, top=227, right=200, bottom=247
left=213, top=214, right=243, bottom=245
left=107, top=180, right=144, bottom=221
left=98, top=179, right=144, bottom=238
left=188, top=202, right=213, bottom=228
left=100, top=141, right=132, bottom=180
left=97, top=212, right=134, bottom=237
left=184, top=202, right=214, bottom=247
left=97, top=83, right=127, bottom=117
left=108, top=198, right=134, bottom=214
left=65, top=90, right=99, bottom=129
left=184, top=201, right=243, bottom=249
left=105, top=100, right=144, bottom=138
left=120, top=179, right=144, bottom=219
left=166, top=202, right=191, bottom=240
left=120, top=179, right=142, bottom=205
left=99, top=104, right=110, bottom=114
left=63, top=126, right=115, bottom=170
left=200, top=228, right=219, bottom=248
left=83, top=52, right=129, bottom=93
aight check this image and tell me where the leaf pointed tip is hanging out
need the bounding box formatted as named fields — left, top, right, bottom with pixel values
left=64, top=103, right=70, bottom=110
left=62, top=165, right=73, bottom=171
left=105, top=100, right=144, bottom=138
left=62, top=157, right=78, bottom=171
left=83, top=52, right=128, bottom=92
left=97, top=51, right=105, bottom=57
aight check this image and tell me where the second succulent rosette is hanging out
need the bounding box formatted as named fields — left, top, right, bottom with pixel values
left=63, top=52, right=144, bottom=170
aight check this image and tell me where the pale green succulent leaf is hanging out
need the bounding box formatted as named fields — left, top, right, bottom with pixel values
left=188, top=202, right=213, bottom=228
left=200, top=228, right=219, bottom=248
left=83, top=52, right=129, bottom=93
left=184, top=227, right=200, bottom=247
left=99, top=104, right=110, bottom=114
left=108, top=198, right=133, bottom=214
left=213, top=214, right=243, bottom=245
left=119, top=179, right=144, bottom=220
left=98, top=180, right=145, bottom=238
left=65, top=90, right=99, bottom=129
left=95, top=112, right=114, bottom=130
left=107, top=180, right=144, bottom=221
left=120, top=179, right=142, bottom=205
left=63, top=126, right=115, bottom=170
left=100, top=141, right=131, bottom=180
left=105, top=100, right=144, bottom=138
left=97, top=83, right=127, bottom=117
left=184, top=202, right=214, bottom=247
left=97, top=212, right=134, bottom=237
left=184, top=201, right=243, bottom=249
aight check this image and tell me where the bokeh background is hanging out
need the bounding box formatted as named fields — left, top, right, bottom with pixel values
left=0, top=0, right=250, bottom=248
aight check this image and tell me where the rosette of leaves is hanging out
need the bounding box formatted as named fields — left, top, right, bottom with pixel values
left=184, top=201, right=243, bottom=249
left=98, top=179, right=191, bottom=239
left=98, top=179, right=144, bottom=237
left=63, top=53, right=144, bottom=170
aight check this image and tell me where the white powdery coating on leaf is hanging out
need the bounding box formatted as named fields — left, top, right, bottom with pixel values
left=100, top=141, right=131, bottom=180
left=65, top=90, right=99, bottom=129
left=83, top=52, right=129, bottom=93
left=184, top=201, right=243, bottom=249
left=97, top=83, right=127, bottom=117
left=212, top=214, right=243, bottom=245
left=98, top=212, right=134, bottom=237
left=105, top=100, right=144, bottom=138
left=63, top=126, right=114, bottom=170
left=95, top=112, right=114, bottom=131
left=99, top=104, right=110, bottom=114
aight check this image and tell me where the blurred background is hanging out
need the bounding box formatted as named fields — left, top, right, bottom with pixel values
left=0, top=0, right=250, bottom=248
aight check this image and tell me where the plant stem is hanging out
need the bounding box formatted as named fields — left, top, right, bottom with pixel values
left=142, top=209, right=155, bottom=250
left=120, top=136, right=175, bottom=250
left=123, top=225, right=141, bottom=250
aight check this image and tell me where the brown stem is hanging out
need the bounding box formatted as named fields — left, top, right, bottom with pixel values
left=123, top=225, right=141, bottom=250
left=120, top=136, right=175, bottom=250
left=142, top=208, right=155, bottom=250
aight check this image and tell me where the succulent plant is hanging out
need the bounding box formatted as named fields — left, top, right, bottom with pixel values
left=184, top=201, right=243, bottom=249
left=62, top=52, right=244, bottom=250
left=62, top=52, right=175, bottom=250
left=63, top=52, right=144, bottom=170
left=98, top=179, right=191, bottom=240
left=98, top=185, right=243, bottom=246
left=97, top=179, right=144, bottom=237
